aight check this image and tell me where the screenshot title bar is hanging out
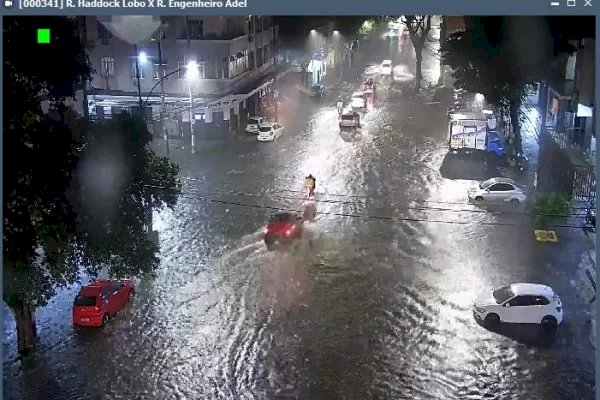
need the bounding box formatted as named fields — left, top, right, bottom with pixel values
left=2, top=0, right=597, bottom=14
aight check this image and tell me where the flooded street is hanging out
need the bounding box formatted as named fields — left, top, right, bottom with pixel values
left=4, top=27, right=595, bottom=400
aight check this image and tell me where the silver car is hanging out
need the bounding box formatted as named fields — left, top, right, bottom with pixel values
left=467, top=177, right=527, bottom=204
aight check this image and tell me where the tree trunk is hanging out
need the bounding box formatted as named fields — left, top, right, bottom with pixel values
left=438, top=16, right=447, bottom=86
left=415, top=49, right=423, bottom=90
left=9, top=301, right=36, bottom=355
left=509, top=100, right=523, bottom=155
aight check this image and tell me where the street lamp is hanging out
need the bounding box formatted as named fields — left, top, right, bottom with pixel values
left=310, top=29, right=316, bottom=35
left=185, top=61, right=200, bottom=154
left=475, top=93, right=485, bottom=102
left=333, top=30, right=339, bottom=35
left=139, top=51, right=148, bottom=64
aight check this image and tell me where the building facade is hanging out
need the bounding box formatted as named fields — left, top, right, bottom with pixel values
left=84, top=16, right=279, bottom=138
left=538, top=37, right=596, bottom=201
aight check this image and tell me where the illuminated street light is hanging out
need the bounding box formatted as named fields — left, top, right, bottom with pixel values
left=475, top=93, right=485, bottom=102
left=310, top=29, right=316, bottom=34
left=138, top=51, right=148, bottom=64
left=185, top=60, right=200, bottom=154
left=185, top=61, right=200, bottom=81
left=333, top=30, right=339, bottom=35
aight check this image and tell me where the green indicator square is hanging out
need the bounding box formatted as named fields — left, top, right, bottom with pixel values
left=37, top=28, right=51, bottom=44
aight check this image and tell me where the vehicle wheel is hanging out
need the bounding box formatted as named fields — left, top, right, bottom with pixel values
left=510, top=199, right=520, bottom=205
left=101, top=313, right=110, bottom=327
left=484, top=313, right=500, bottom=329
left=541, top=315, right=558, bottom=330
left=475, top=196, right=484, bottom=202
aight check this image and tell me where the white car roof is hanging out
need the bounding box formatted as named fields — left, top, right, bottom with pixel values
left=382, top=60, right=392, bottom=64
left=352, top=92, right=364, bottom=97
left=259, top=122, right=276, bottom=128
left=510, top=283, right=554, bottom=297
left=481, top=177, right=516, bottom=187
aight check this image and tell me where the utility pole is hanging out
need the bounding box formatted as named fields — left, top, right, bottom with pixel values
left=77, top=16, right=90, bottom=120
left=157, top=36, right=169, bottom=155
left=272, top=25, right=278, bottom=122
left=133, top=43, right=143, bottom=109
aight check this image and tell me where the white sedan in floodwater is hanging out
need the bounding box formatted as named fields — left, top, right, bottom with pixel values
left=467, top=177, right=527, bottom=204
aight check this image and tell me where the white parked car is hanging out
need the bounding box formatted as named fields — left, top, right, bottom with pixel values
left=257, top=122, right=284, bottom=142
left=351, top=92, right=365, bottom=109
left=467, top=177, right=527, bottom=204
left=473, top=283, right=563, bottom=329
left=245, top=116, right=265, bottom=134
left=381, top=60, right=392, bottom=76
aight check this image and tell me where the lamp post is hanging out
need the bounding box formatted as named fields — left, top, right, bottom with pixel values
left=272, top=26, right=279, bottom=122
left=185, top=61, right=200, bottom=154
left=155, top=37, right=169, bottom=155
left=134, top=46, right=147, bottom=109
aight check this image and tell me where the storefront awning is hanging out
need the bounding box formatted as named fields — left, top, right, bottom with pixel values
left=577, top=103, right=593, bottom=118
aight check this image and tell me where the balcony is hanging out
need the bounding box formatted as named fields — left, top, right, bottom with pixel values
left=177, top=30, right=247, bottom=41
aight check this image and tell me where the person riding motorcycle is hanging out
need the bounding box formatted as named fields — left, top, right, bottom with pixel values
left=337, top=99, right=343, bottom=116
left=305, top=174, right=316, bottom=197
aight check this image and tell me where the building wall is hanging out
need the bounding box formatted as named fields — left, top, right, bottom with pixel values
left=86, top=16, right=274, bottom=98
left=445, top=16, right=465, bottom=34
left=576, top=38, right=595, bottom=107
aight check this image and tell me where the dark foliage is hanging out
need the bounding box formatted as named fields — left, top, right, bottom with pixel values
left=3, top=16, right=181, bottom=354
left=440, top=16, right=590, bottom=154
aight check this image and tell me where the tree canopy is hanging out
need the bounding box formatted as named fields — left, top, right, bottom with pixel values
left=4, top=16, right=181, bottom=354
left=440, top=16, right=581, bottom=153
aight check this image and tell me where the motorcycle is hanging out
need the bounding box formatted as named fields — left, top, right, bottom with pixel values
left=585, top=204, right=596, bottom=231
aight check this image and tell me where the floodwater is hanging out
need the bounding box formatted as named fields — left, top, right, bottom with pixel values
left=4, top=23, right=595, bottom=400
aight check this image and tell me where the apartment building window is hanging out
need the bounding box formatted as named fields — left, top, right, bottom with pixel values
left=97, top=22, right=112, bottom=40
left=177, top=58, right=185, bottom=78
left=222, top=57, right=229, bottom=79
left=229, top=51, right=248, bottom=79
left=130, top=59, right=145, bottom=79
left=198, top=62, right=206, bottom=79
left=153, top=61, right=168, bottom=80
left=100, top=57, right=115, bottom=77
left=152, top=29, right=166, bottom=41
left=256, top=47, right=264, bottom=67
left=187, top=19, right=203, bottom=39
left=248, top=51, right=255, bottom=70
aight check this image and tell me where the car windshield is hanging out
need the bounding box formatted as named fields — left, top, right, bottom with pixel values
left=74, top=295, right=97, bottom=306
left=248, top=118, right=260, bottom=125
left=270, top=213, right=294, bottom=223
left=341, top=115, right=354, bottom=120
left=259, top=127, right=272, bottom=133
left=479, top=179, right=495, bottom=189
left=492, top=286, right=515, bottom=304
left=383, top=63, right=390, bottom=67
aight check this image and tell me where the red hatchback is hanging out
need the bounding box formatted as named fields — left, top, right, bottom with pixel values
left=72, top=279, right=134, bottom=328
left=264, top=212, right=304, bottom=250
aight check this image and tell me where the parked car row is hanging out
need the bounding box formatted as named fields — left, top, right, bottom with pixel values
left=245, top=116, right=285, bottom=142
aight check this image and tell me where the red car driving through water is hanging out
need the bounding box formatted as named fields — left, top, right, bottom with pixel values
left=264, top=212, right=304, bottom=250
left=72, top=279, right=135, bottom=327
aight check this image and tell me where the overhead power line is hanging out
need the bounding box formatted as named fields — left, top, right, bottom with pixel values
left=173, top=176, right=592, bottom=216
left=143, top=184, right=590, bottom=230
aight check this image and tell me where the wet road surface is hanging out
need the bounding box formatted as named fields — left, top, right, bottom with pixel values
left=4, top=26, right=595, bottom=400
